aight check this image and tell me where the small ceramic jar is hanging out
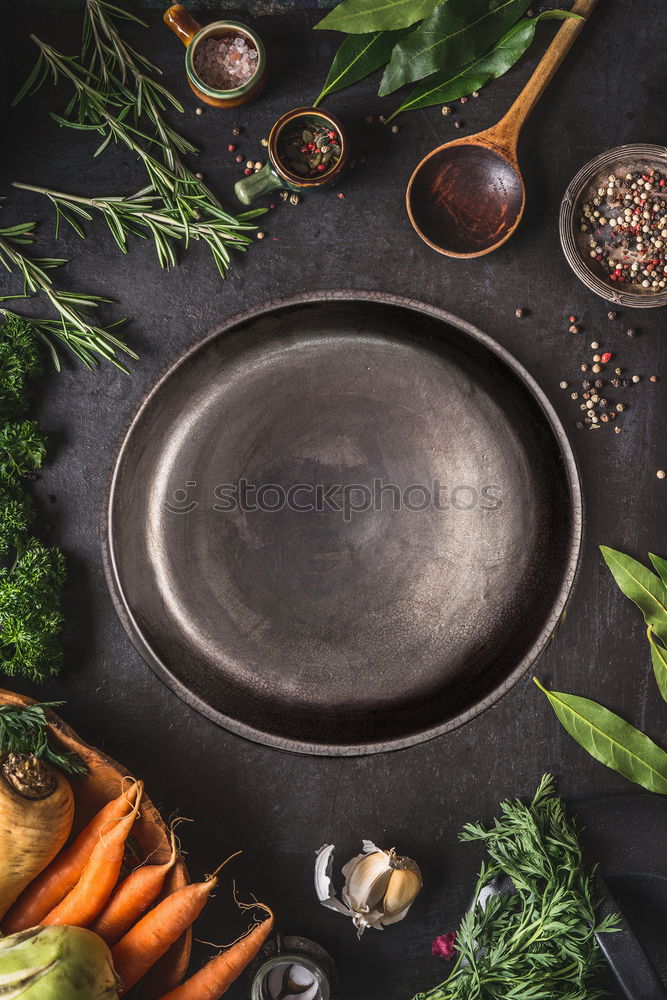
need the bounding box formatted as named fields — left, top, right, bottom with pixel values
left=164, top=4, right=267, bottom=109
left=234, top=107, right=348, bottom=205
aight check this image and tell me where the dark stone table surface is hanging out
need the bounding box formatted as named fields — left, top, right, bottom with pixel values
left=2, top=3, right=667, bottom=998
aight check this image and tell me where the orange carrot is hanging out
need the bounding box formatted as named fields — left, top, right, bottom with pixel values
left=42, top=783, right=143, bottom=927
left=157, top=907, right=274, bottom=1000
left=3, top=778, right=142, bottom=934
left=112, top=855, right=240, bottom=995
left=90, top=824, right=180, bottom=946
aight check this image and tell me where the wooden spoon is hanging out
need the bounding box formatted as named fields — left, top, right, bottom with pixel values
left=406, top=0, right=599, bottom=258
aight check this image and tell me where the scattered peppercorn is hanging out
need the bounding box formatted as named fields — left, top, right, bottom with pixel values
left=632, top=374, right=641, bottom=383
left=590, top=341, right=599, bottom=349
left=234, top=154, right=243, bottom=163
left=460, top=96, right=468, bottom=104
left=658, top=470, right=666, bottom=479
left=195, top=107, right=203, bottom=116
left=571, top=392, right=579, bottom=399
left=607, top=310, right=617, bottom=319
left=261, top=138, right=269, bottom=147
left=616, top=402, right=625, bottom=412
left=228, top=143, right=236, bottom=152
left=256, top=231, right=266, bottom=240
left=593, top=354, right=601, bottom=362
left=391, top=125, right=400, bottom=134
left=614, top=426, right=622, bottom=434
left=594, top=379, right=603, bottom=389
left=289, top=193, right=300, bottom=206
left=454, top=121, right=463, bottom=128
left=650, top=375, right=658, bottom=382
left=472, top=91, right=479, bottom=98
left=615, top=367, right=622, bottom=375
left=232, top=126, right=242, bottom=135
left=515, top=307, right=526, bottom=318
left=195, top=172, right=204, bottom=179
left=601, top=352, right=612, bottom=363
left=626, top=327, right=636, bottom=337
left=559, top=381, right=568, bottom=389
left=441, top=105, right=452, bottom=116
left=581, top=363, right=589, bottom=371
left=244, top=167, right=252, bottom=176
left=337, top=192, right=345, bottom=199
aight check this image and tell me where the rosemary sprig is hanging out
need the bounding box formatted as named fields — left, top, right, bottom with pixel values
left=13, top=184, right=265, bottom=276
left=0, top=701, right=87, bottom=775
left=0, top=218, right=134, bottom=371
left=14, top=5, right=265, bottom=274
left=413, top=775, right=618, bottom=1000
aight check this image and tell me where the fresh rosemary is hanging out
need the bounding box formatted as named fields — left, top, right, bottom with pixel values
left=0, top=217, right=133, bottom=372
left=413, top=775, right=618, bottom=1000
left=0, top=701, right=87, bottom=775
left=14, top=1, right=265, bottom=275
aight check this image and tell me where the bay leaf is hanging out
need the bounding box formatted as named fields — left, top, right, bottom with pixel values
left=385, top=10, right=577, bottom=120
left=314, top=29, right=409, bottom=105
left=600, top=545, right=667, bottom=644
left=379, top=0, right=531, bottom=97
left=649, top=552, right=667, bottom=587
left=315, top=0, right=442, bottom=35
left=534, top=678, right=667, bottom=794
left=648, top=629, right=667, bottom=704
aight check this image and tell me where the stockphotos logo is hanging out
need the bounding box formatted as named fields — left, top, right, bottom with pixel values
left=165, top=479, right=503, bottom=522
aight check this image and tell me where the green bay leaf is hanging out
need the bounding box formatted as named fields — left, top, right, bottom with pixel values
left=379, top=0, right=532, bottom=97
left=314, top=29, right=409, bottom=105
left=600, top=545, right=667, bottom=643
left=648, top=629, right=667, bottom=704
left=385, top=10, right=577, bottom=120
left=649, top=552, right=667, bottom=587
left=535, top=678, right=667, bottom=794
left=315, top=0, right=442, bottom=35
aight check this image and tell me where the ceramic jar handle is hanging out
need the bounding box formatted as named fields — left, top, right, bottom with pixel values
left=164, top=4, right=202, bottom=46
left=234, top=164, right=285, bottom=206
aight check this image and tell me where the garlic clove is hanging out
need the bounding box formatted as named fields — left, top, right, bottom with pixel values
left=384, top=865, right=422, bottom=916
left=345, top=851, right=393, bottom=912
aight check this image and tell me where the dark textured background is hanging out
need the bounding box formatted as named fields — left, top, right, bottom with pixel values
left=2, top=2, right=667, bottom=998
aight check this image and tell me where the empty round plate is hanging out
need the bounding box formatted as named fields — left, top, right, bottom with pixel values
left=104, top=293, right=581, bottom=754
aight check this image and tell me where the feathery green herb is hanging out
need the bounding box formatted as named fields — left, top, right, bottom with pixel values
left=0, top=701, right=86, bottom=775
left=0, top=314, right=65, bottom=681
left=0, top=216, right=133, bottom=372
left=13, top=1, right=264, bottom=276
left=413, top=775, right=617, bottom=1000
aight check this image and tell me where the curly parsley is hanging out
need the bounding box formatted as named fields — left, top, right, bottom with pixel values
left=0, top=313, right=65, bottom=681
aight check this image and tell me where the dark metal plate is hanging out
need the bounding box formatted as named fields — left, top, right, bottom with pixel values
left=104, top=292, right=581, bottom=754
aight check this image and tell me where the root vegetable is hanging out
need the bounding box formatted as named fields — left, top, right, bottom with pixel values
left=91, top=823, right=180, bottom=945
left=4, top=778, right=141, bottom=933
left=0, top=924, right=120, bottom=999
left=0, top=753, right=74, bottom=921
left=112, top=856, right=240, bottom=994
left=158, top=907, right=274, bottom=1000
left=42, top=783, right=143, bottom=927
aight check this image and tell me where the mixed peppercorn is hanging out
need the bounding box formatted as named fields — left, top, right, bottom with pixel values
left=278, top=121, right=342, bottom=178
left=580, top=168, right=667, bottom=291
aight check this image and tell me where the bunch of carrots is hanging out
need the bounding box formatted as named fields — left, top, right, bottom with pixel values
left=2, top=779, right=274, bottom=999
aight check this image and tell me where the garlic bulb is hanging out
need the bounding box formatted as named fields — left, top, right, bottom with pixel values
left=314, top=840, right=421, bottom=937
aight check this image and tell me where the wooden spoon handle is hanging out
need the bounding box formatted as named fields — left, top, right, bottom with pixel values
left=493, top=0, right=599, bottom=154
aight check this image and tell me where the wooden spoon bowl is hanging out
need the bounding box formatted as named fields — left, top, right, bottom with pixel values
left=406, top=0, right=598, bottom=258
left=0, top=689, right=191, bottom=998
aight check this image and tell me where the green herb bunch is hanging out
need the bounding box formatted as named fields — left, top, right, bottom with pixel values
left=13, top=0, right=264, bottom=278
left=536, top=546, right=667, bottom=794
left=0, top=314, right=65, bottom=681
left=313, top=0, right=580, bottom=120
left=0, top=701, right=86, bottom=775
left=413, top=775, right=617, bottom=1000
left=0, top=214, right=133, bottom=371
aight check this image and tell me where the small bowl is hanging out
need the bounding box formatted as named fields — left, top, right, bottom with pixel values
left=560, top=143, right=667, bottom=309
left=234, top=107, right=348, bottom=205
left=164, top=5, right=266, bottom=109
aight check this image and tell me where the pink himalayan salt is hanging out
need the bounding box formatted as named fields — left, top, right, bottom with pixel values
left=193, top=34, right=258, bottom=91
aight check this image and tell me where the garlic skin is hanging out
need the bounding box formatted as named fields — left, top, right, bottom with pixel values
left=314, top=840, right=421, bottom=937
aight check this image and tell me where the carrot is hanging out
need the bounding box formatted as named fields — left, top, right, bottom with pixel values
left=3, top=778, right=142, bottom=934
left=42, top=782, right=143, bottom=927
left=90, top=823, right=180, bottom=946
left=157, top=906, right=274, bottom=1000
left=112, top=854, right=240, bottom=995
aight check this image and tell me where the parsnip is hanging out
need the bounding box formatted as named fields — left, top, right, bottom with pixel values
left=0, top=753, right=74, bottom=920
